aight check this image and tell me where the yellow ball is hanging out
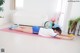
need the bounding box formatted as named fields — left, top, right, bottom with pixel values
left=68, top=34, right=74, bottom=37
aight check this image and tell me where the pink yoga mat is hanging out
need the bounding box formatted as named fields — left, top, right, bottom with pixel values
left=0, top=28, right=61, bottom=39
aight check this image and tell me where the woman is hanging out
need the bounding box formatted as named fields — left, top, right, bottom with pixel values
left=9, top=24, right=75, bottom=40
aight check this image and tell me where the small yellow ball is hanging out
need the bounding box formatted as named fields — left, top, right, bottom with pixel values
left=68, top=34, right=74, bottom=37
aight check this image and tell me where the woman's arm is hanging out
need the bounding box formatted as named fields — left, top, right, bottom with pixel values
left=55, top=34, right=75, bottom=40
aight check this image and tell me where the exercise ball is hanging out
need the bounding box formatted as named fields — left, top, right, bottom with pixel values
left=68, top=34, right=75, bottom=37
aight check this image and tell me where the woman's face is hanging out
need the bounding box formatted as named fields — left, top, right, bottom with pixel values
left=54, top=30, right=57, bottom=33
left=54, top=30, right=60, bottom=35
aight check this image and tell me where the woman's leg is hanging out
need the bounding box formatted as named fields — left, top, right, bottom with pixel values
left=14, top=26, right=33, bottom=33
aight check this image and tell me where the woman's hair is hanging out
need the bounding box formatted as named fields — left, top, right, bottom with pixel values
left=52, top=27, right=62, bottom=34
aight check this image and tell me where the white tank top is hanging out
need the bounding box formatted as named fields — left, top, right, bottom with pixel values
left=38, top=28, right=57, bottom=37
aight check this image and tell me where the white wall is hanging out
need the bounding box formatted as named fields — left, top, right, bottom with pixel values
left=61, top=1, right=72, bottom=34
left=62, top=1, right=80, bottom=34
left=1, top=0, right=10, bottom=23
left=0, top=0, right=14, bottom=25
left=13, top=0, right=58, bottom=26
left=69, top=2, right=80, bottom=19
left=58, top=0, right=68, bottom=34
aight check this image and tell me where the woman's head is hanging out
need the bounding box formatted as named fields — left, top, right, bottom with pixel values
left=52, top=27, right=62, bottom=34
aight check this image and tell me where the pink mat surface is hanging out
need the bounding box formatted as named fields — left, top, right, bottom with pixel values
left=0, top=28, right=60, bottom=39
